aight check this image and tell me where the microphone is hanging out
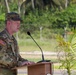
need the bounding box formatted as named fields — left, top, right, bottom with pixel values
left=27, top=31, right=50, bottom=63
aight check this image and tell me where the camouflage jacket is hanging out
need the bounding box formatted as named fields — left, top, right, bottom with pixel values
left=0, top=29, right=27, bottom=68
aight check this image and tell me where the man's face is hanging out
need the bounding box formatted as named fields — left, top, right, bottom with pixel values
left=7, top=20, right=20, bottom=33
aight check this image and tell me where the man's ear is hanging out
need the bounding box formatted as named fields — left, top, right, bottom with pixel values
left=7, top=20, right=11, bottom=25
left=6, top=20, right=11, bottom=29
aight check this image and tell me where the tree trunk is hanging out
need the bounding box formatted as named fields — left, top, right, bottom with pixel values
left=4, top=0, right=10, bottom=12
left=67, top=67, right=71, bottom=75
left=18, top=0, right=21, bottom=14
left=65, top=0, right=68, bottom=8
left=31, top=0, right=35, bottom=10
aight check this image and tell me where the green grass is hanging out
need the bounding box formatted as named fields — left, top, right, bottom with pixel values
left=18, top=39, right=58, bottom=52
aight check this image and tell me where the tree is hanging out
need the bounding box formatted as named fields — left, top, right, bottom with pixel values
left=4, top=0, right=10, bottom=12
left=20, top=0, right=44, bottom=15
left=56, top=34, right=76, bottom=75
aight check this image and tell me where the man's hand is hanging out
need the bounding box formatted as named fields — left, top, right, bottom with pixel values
left=0, top=39, right=6, bottom=46
left=21, top=61, right=35, bottom=66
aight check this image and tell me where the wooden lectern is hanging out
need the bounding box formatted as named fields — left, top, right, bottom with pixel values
left=28, top=62, right=53, bottom=75
left=15, top=62, right=53, bottom=75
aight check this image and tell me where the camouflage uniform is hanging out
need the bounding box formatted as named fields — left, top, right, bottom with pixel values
left=0, top=29, right=28, bottom=75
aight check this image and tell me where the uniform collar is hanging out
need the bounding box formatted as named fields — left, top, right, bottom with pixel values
left=4, top=29, right=13, bottom=39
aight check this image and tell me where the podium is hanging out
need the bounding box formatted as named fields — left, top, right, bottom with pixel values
left=28, top=62, right=53, bottom=75
left=16, top=62, right=53, bottom=75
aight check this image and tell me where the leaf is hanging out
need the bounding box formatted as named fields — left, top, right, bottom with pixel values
left=0, top=13, right=5, bottom=21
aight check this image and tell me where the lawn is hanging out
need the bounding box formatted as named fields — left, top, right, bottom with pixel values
left=18, top=38, right=58, bottom=52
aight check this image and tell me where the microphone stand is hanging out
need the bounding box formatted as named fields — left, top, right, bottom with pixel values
left=27, top=32, right=50, bottom=63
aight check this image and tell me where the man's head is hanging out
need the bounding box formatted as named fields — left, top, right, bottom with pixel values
left=5, top=12, right=22, bottom=35
left=6, top=12, right=22, bottom=22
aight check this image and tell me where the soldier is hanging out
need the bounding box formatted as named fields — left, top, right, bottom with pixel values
left=0, top=12, right=34, bottom=75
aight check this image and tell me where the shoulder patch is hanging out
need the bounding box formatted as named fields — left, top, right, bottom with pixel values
left=0, top=39, right=6, bottom=46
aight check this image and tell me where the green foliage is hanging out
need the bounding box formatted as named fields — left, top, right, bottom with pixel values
left=56, top=34, right=76, bottom=75
left=9, top=2, right=18, bottom=12
left=64, top=5, right=76, bottom=26
left=21, top=10, right=53, bottom=33
left=23, top=10, right=52, bottom=25
left=0, top=13, right=5, bottom=21
left=21, top=4, right=76, bottom=32
left=0, top=13, right=5, bottom=31
left=70, top=0, right=76, bottom=4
